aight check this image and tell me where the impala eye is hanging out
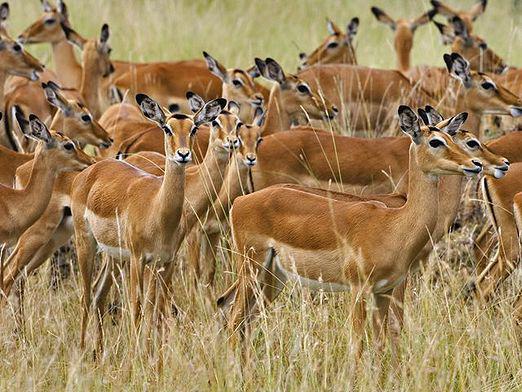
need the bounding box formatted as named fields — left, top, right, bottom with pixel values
left=297, top=84, right=311, bottom=94
left=63, top=142, right=75, bottom=151
left=466, top=139, right=480, bottom=149
left=481, top=82, right=495, bottom=90
left=190, top=125, right=198, bottom=136
left=12, top=43, right=22, bottom=52
left=327, top=41, right=339, bottom=49
left=478, top=42, right=488, bottom=50
left=44, top=18, right=56, bottom=25
left=232, top=79, right=243, bottom=88
left=81, top=114, right=92, bottom=123
left=429, top=139, right=445, bottom=148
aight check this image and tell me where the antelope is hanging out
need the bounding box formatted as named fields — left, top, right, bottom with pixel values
left=0, top=110, right=92, bottom=248
left=104, top=58, right=337, bottom=159
left=203, top=51, right=268, bottom=123
left=370, top=6, right=435, bottom=73
left=433, top=17, right=507, bottom=75
left=219, top=105, right=482, bottom=357
left=431, top=0, right=488, bottom=34
left=298, top=17, right=359, bottom=70
left=70, top=93, right=225, bottom=352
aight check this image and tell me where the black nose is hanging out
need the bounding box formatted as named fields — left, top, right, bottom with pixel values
left=472, top=159, right=483, bottom=168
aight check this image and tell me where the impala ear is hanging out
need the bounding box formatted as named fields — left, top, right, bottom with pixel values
left=41, top=0, right=52, bottom=12
left=263, top=58, right=286, bottom=84
left=42, top=82, right=73, bottom=116
left=253, top=106, right=266, bottom=127
left=346, top=17, right=359, bottom=39
left=203, top=51, right=229, bottom=82
left=433, top=21, right=455, bottom=45
left=417, top=108, right=430, bottom=126
left=227, top=100, right=240, bottom=116
left=29, top=114, right=54, bottom=145
left=246, top=64, right=261, bottom=79
left=411, top=9, right=436, bottom=31
left=424, top=105, right=445, bottom=125
left=469, top=0, right=487, bottom=21
left=443, top=112, right=468, bottom=136
left=186, top=91, right=205, bottom=113
left=370, top=6, right=396, bottom=30
left=99, top=23, right=110, bottom=46
left=326, top=18, right=342, bottom=35
left=444, top=52, right=472, bottom=88
left=0, top=2, right=9, bottom=23
left=430, top=0, right=458, bottom=18
left=136, top=94, right=166, bottom=126
left=61, top=23, right=87, bottom=50
left=451, top=16, right=469, bottom=40
left=193, top=98, right=227, bottom=126
left=57, top=0, right=69, bottom=21
left=398, top=105, right=421, bottom=144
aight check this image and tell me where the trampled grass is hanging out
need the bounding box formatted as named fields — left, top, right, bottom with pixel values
left=2, top=0, right=522, bottom=390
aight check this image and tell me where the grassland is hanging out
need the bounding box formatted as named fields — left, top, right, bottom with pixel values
left=2, top=0, right=522, bottom=390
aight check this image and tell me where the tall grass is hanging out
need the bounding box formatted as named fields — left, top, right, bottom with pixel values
left=2, top=0, right=522, bottom=390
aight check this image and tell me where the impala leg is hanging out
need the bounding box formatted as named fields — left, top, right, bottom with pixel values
left=185, top=227, right=202, bottom=279
left=129, top=254, right=145, bottom=332
left=93, top=254, right=115, bottom=356
left=473, top=223, right=495, bottom=273
left=513, top=290, right=522, bottom=326
left=351, top=289, right=367, bottom=361
left=389, top=277, right=406, bottom=336
left=201, top=228, right=221, bottom=286
left=373, top=290, right=396, bottom=361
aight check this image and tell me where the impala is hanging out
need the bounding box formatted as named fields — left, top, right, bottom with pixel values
left=298, top=17, right=359, bottom=70
left=219, top=105, right=482, bottom=357
left=71, top=93, right=225, bottom=352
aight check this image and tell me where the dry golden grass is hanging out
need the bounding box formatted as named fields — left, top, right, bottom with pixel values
left=2, top=0, right=522, bottom=390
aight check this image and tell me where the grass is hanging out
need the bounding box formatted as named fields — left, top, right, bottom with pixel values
left=2, top=0, right=522, bottom=390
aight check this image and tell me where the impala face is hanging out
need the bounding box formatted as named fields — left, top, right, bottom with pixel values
left=43, top=82, right=113, bottom=148
left=17, top=1, right=69, bottom=44
left=225, top=107, right=264, bottom=167
left=255, top=57, right=338, bottom=122
left=0, top=37, right=44, bottom=80
left=298, top=18, right=358, bottom=70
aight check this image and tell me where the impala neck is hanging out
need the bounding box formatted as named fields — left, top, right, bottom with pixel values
left=398, top=145, right=440, bottom=266
left=454, top=93, right=481, bottom=137
left=51, top=40, right=82, bottom=89
left=15, top=144, right=59, bottom=228
left=261, top=85, right=293, bottom=135
left=80, top=57, right=102, bottom=119
left=396, top=43, right=411, bottom=73
left=155, top=157, right=186, bottom=235
left=436, top=175, right=464, bottom=235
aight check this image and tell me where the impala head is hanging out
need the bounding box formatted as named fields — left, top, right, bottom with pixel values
left=136, top=93, right=226, bottom=165
left=203, top=51, right=263, bottom=123
left=444, top=53, right=522, bottom=117
left=0, top=35, right=44, bottom=80
left=434, top=18, right=506, bottom=74
left=61, top=23, right=114, bottom=78
left=234, top=106, right=264, bottom=167
left=42, top=81, right=112, bottom=149
left=14, top=107, right=94, bottom=172
left=298, top=17, right=359, bottom=70
left=431, top=0, right=487, bottom=34
left=255, top=57, right=337, bottom=122
left=419, top=105, right=509, bottom=178
left=17, top=0, right=70, bottom=44
left=398, top=105, right=482, bottom=176
left=371, top=7, right=434, bottom=72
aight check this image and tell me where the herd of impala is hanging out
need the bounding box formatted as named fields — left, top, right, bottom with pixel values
left=1, top=0, right=522, bottom=363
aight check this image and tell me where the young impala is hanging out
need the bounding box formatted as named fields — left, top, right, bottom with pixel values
left=220, top=105, right=482, bottom=357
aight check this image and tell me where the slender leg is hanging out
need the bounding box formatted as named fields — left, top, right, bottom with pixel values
left=389, top=278, right=406, bottom=336
left=129, top=253, right=145, bottom=331
left=351, top=289, right=367, bottom=361
left=513, top=290, right=522, bottom=326
left=93, top=254, right=115, bottom=356
left=473, top=223, right=495, bottom=273
left=373, top=291, right=394, bottom=356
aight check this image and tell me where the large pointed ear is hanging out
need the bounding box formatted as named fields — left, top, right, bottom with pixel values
left=433, top=21, right=455, bottom=45
left=469, top=0, right=487, bottom=21
left=326, top=18, right=342, bottom=35
left=61, top=23, right=87, bottom=50
left=227, top=100, right=240, bottom=116
left=263, top=58, right=286, bottom=84
left=411, top=9, right=436, bottom=31
left=57, top=0, right=69, bottom=23
left=193, top=98, right=227, bottom=126
left=13, top=106, right=30, bottom=137
left=370, top=7, right=396, bottom=30
left=42, top=82, right=73, bottom=116
left=186, top=91, right=205, bottom=113
left=442, top=112, right=468, bottom=136
left=246, top=64, right=261, bottom=79
left=417, top=108, right=430, bottom=126
left=444, top=53, right=472, bottom=87
left=99, top=23, right=110, bottom=47
left=424, top=105, right=445, bottom=125
left=253, top=106, right=266, bottom=127
left=135, top=94, right=166, bottom=126
left=202, top=51, right=228, bottom=82
left=430, top=0, right=458, bottom=18
left=346, top=17, right=359, bottom=40
left=450, top=16, right=469, bottom=40
left=398, top=105, right=421, bottom=144
left=0, top=2, right=9, bottom=23
left=41, top=0, right=52, bottom=12
left=29, top=114, right=54, bottom=145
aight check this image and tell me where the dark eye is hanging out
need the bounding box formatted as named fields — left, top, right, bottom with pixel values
left=44, top=18, right=56, bottom=25
left=190, top=125, right=198, bottom=136
left=256, top=137, right=263, bottom=147
left=297, top=84, right=311, bottom=94
left=63, top=142, right=75, bottom=151
left=81, top=114, right=91, bottom=123
left=429, top=139, right=445, bottom=148
left=12, top=44, right=22, bottom=52
left=232, top=79, right=243, bottom=88
left=481, top=82, right=495, bottom=90
left=479, top=42, right=488, bottom=50
left=327, top=41, right=339, bottom=49
left=466, top=140, right=480, bottom=149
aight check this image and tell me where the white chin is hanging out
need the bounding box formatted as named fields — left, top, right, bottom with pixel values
left=494, top=169, right=506, bottom=179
